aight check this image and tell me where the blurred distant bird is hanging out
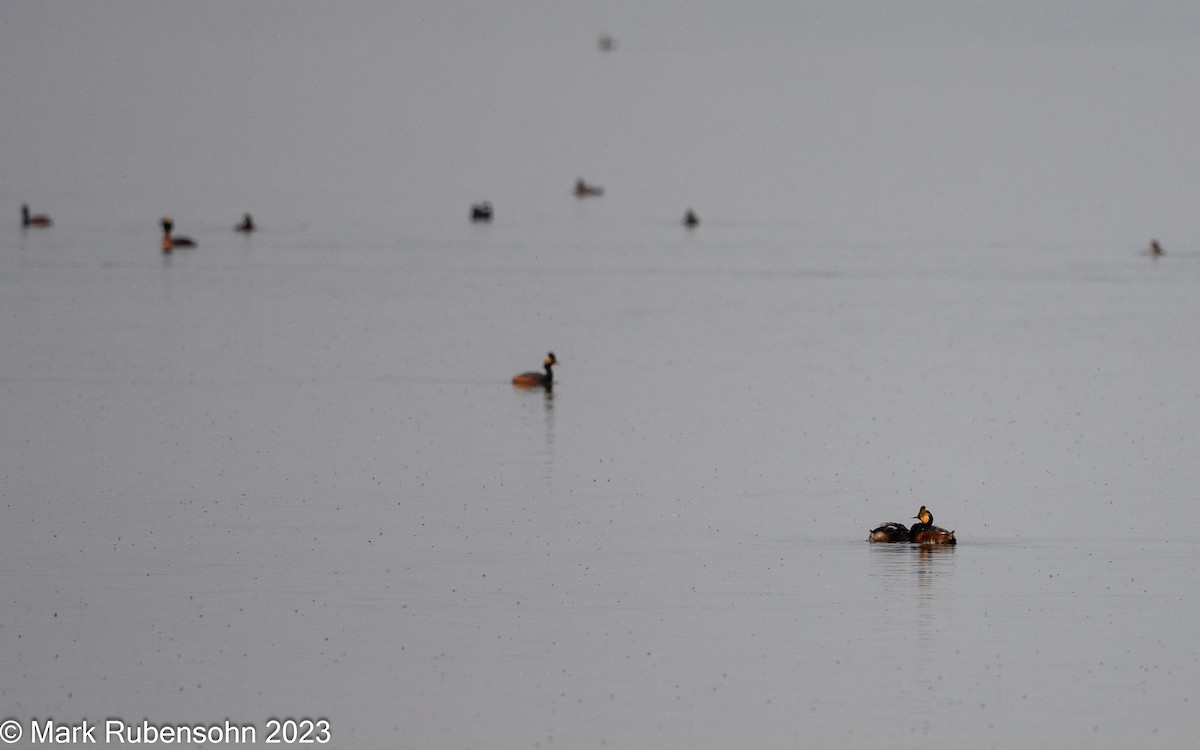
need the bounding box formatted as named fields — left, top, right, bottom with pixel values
left=683, top=209, right=699, bottom=228
left=598, top=34, right=615, bottom=52
left=235, top=213, right=256, bottom=233
left=21, top=204, right=52, bottom=228
left=1148, top=239, right=1164, bottom=257
left=574, top=178, right=604, bottom=197
left=161, top=217, right=196, bottom=252
left=471, top=201, right=493, bottom=222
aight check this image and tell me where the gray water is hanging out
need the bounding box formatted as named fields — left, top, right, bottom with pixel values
left=3, top=3, right=1200, bottom=749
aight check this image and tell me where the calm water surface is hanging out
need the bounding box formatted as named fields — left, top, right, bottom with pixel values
left=4, top=2, right=1200, bottom=748
left=2, top=219, right=1198, bottom=748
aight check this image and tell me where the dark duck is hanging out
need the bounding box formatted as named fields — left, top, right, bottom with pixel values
left=574, top=179, right=603, bottom=197
left=471, top=201, right=493, bottom=222
left=512, top=352, right=557, bottom=389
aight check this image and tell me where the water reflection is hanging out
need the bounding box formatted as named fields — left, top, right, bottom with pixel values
left=540, top=388, right=554, bottom=438
left=868, top=543, right=957, bottom=598
left=540, top=389, right=554, bottom=488
left=513, top=386, right=556, bottom=489
left=868, top=543, right=958, bottom=732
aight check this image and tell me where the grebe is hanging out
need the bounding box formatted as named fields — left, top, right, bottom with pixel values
left=471, top=202, right=493, bottom=222
left=512, top=352, right=557, bottom=389
left=574, top=179, right=604, bottom=197
left=21, top=204, right=52, bottom=228
left=683, top=209, right=699, bottom=228
left=868, top=521, right=910, bottom=543
left=909, top=506, right=956, bottom=545
left=161, top=217, right=196, bottom=252
left=235, top=214, right=255, bottom=232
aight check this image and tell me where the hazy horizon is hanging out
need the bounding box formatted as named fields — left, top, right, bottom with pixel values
left=4, top=1, right=1200, bottom=246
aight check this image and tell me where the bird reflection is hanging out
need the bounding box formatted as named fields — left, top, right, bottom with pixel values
left=542, top=389, right=554, bottom=455
left=511, top=378, right=555, bottom=489
left=868, top=542, right=956, bottom=597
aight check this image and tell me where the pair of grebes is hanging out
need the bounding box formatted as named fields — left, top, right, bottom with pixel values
left=161, top=214, right=255, bottom=251
left=869, top=506, right=956, bottom=545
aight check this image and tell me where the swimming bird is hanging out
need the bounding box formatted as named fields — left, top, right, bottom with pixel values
left=868, top=521, right=910, bottom=543
left=235, top=214, right=255, bottom=232
left=574, top=179, right=604, bottom=197
left=1149, top=239, right=1164, bottom=257
left=512, top=352, right=557, bottom=389
left=161, top=217, right=196, bottom=252
left=598, top=34, right=615, bottom=52
left=683, top=209, right=699, bottom=228
left=21, top=204, right=52, bottom=228
left=909, top=506, right=956, bottom=545
left=471, top=201, right=493, bottom=222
